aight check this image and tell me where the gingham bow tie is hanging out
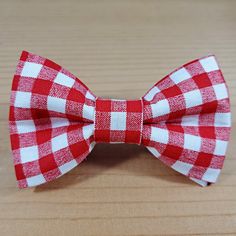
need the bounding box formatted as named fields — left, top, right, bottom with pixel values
left=9, top=51, right=231, bottom=188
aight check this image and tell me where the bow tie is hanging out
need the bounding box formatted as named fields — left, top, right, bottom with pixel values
left=9, top=51, right=231, bottom=188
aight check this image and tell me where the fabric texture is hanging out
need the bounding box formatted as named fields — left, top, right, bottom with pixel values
left=9, top=51, right=231, bottom=188
left=95, top=98, right=143, bottom=144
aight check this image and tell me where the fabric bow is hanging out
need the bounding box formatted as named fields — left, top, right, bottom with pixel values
left=9, top=51, right=231, bottom=188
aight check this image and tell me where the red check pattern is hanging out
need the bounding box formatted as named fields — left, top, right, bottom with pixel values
left=142, top=55, right=231, bottom=186
left=9, top=51, right=231, bottom=188
left=9, top=51, right=96, bottom=188
left=95, top=98, right=143, bottom=144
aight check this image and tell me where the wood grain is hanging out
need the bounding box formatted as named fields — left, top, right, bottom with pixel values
left=0, top=0, right=235, bottom=235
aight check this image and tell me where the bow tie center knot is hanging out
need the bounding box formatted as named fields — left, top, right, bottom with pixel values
left=94, top=98, right=143, bottom=144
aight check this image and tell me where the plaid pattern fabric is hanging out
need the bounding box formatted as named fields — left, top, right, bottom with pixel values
left=9, top=51, right=96, bottom=188
left=94, top=98, right=143, bottom=144
left=142, top=55, right=231, bottom=186
left=9, top=51, right=231, bottom=188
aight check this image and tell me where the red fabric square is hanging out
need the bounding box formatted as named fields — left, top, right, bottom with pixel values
left=201, top=101, right=218, bottom=113
left=95, top=130, right=110, bottom=143
left=39, top=154, right=58, bottom=173
left=168, top=109, right=186, bottom=120
left=32, top=79, right=53, bottom=95
left=15, top=164, right=26, bottom=180
left=162, top=85, right=182, bottom=98
left=96, top=99, right=111, bottom=112
left=20, top=51, right=29, bottom=61
left=127, top=100, right=142, bottom=112
left=12, top=75, right=20, bottom=91
left=44, top=59, right=61, bottom=71
left=195, top=153, right=213, bottom=167
left=67, top=88, right=86, bottom=103
left=36, top=129, right=52, bottom=145
left=166, top=124, right=184, bottom=133
left=70, top=140, right=88, bottom=157
left=31, top=107, right=50, bottom=119
left=125, top=130, right=141, bottom=143
left=162, top=145, right=183, bottom=160
left=199, top=127, right=215, bottom=139
left=11, top=134, right=20, bottom=150
left=193, top=73, right=212, bottom=89
left=9, top=106, right=15, bottom=121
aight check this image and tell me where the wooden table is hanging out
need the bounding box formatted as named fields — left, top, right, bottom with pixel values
left=0, top=0, right=235, bottom=235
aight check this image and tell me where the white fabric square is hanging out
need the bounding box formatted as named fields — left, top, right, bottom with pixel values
left=184, top=133, right=201, bottom=151
left=16, top=120, right=36, bottom=134
left=214, top=140, right=228, bottom=156
left=172, top=161, right=193, bottom=175
left=190, top=177, right=208, bottom=187
left=147, top=146, right=161, bottom=158
left=89, top=141, right=96, bottom=152
left=47, top=96, right=66, bottom=113
left=214, top=112, right=231, bottom=127
left=170, top=68, right=191, bottom=84
left=144, top=86, right=160, bottom=101
left=52, top=133, right=68, bottom=152
left=181, top=115, right=199, bottom=126
left=200, top=56, right=219, bottom=73
left=20, top=145, right=39, bottom=163
left=111, top=112, right=126, bottom=130
left=184, top=90, right=203, bottom=108
left=213, top=83, right=228, bottom=100
left=26, top=174, right=46, bottom=187
left=14, top=91, right=32, bottom=108
left=85, top=91, right=95, bottom=101
left=21, top=62, right=43, bottom=78
left=202, top=168, right=220, bottom=182
left=151, top=99, right=170, bottom=117
left=150, top=127, right=169, bottom=144
left=51, top=118, right=70, bottom=128
left=83, top=124, right=94, bottom=139
left=54, top=72, right=75, bottom=88
left=82, top=104, right=94, bottom=120
left=59, top=160, right=77, bottom=175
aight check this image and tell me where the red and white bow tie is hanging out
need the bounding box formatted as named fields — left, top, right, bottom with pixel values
left=9, top=51, right=231, bottom=188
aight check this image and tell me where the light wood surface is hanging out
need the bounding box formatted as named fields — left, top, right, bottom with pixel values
left=0, top=0, right=236, bottom=235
